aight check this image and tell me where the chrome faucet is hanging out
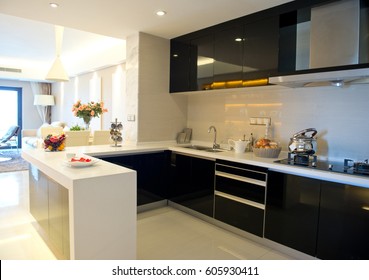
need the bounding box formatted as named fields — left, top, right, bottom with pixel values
left=208, top=126, right=220, bottom=149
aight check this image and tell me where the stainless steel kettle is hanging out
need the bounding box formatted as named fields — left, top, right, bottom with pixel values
left=288, top=128, right=317, bottom=155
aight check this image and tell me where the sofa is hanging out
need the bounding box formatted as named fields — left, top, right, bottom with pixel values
left=22, top=121, right=69, bottom=149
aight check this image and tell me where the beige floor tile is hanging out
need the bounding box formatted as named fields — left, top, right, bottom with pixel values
left=1, top=170, right=294, bottom=260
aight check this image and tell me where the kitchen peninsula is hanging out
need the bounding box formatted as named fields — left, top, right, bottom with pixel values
left=22, top=147, right=138, bottom=260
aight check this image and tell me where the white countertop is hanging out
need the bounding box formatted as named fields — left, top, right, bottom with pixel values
left=169, top=145, right=369, bottom=188
left=23, top=142, right=369, bottom=188
left=22, top=145, right=138, bottom=260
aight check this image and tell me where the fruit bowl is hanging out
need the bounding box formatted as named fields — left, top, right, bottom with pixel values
left=43, top=134, right=66, bottom=151
left=253, top=138, right=281, bottom=158
left=253, top=147, right=282, bottom=158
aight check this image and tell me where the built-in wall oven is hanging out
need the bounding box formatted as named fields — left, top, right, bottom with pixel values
left=214, top=159, right=268, bottom=237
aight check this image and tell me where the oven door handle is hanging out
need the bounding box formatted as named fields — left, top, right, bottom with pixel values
left=215, top=171, right=266, bottom=187
left=215, top=191, right=265, bottom=210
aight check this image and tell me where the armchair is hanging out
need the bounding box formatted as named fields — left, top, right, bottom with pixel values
left=0, top=125, right=20, bottom=151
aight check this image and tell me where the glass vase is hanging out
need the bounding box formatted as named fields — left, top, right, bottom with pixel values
left=83, top=116, right=91, bottom=130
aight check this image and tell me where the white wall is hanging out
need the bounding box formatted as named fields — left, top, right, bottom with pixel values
left=136, top=33, right=188, bottom=143
left=52, top=64, right=126, bottom=132
left=0, top=79, right=43, bottom=130
left=52, top=33, right=188, bottom=145
left=187, top=83, right=369, bottom=161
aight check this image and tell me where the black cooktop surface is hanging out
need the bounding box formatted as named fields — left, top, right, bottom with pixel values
left=274, top=158, right=369, bottom=178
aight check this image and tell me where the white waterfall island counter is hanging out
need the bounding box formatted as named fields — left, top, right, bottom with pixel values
left=22, top=148, right=137, bottom=260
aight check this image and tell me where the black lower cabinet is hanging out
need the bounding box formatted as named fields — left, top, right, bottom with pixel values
left=100, top=151, right=169, bottom=206
left=169, top=153, right=215, bottom=217
left=265, top=171, right=321, bottom=256
left=317, top=182, right=369, bottom=260
left=214, top=160, right=267, bottom=237
left=266, top=171, right=369, bottom=259
left=215, top=195, right=264, bottom=236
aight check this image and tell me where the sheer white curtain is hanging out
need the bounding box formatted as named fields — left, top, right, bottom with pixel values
left=30, top=82, right=52, bottom=124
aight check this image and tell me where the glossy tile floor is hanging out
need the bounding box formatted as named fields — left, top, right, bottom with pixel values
left=1, top=170, right=295, bottom=260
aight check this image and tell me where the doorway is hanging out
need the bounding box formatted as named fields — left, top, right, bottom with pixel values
left=0, top=86, right=22, bottom=148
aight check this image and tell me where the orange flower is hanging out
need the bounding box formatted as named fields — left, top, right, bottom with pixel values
left=71, top=100, right=108, bottom=120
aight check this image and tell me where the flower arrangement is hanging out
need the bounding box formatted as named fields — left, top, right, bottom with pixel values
left=72, top=100, right=108, bottom=128
left=43, top=134, right=66, bottom=151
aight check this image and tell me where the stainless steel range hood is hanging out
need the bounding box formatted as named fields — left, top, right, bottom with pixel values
left=269, top=0, right=369, bottom=87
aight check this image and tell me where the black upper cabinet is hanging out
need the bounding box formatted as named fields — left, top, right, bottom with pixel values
left=243, top=16, right=279, bottom=80
left=169, top=0, right=369, bottom=93
left=170, top=15, right=279, bottom=93
left=276, top=0, right=369, bottom=75
left=190, top=34, right=215, bottom=91
left=170, top=40, right=192, bottom=93
left=213, top=24, right=244, bottom=88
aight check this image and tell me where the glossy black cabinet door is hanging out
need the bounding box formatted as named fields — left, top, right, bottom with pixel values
left=213, top=24, right=244, bottom=86
left=215, top=195, right=264, bottom=236
left=100, top=152, right=168, bottom=206
left=243, top=16, right=279, bottom=80
left=265, top=171, right=321, bottom=256
left=170, top=153, right=215, bottom=217
left=317, top=182, right=369, bottom=260
left=190, top=34, right=214, bottom=90
left=170, top=40, right=192, bottom=93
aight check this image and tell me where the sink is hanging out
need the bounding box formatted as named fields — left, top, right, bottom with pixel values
left=183, top=145, right=224, bottom=153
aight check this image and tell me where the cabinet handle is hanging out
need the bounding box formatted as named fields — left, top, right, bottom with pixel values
left=215, top=171, right=266, bottom=187
left=215, top=191, right=265, bottom=210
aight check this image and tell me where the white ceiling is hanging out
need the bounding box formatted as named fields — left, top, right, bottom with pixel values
left=0, top=0, right=292, bottom=81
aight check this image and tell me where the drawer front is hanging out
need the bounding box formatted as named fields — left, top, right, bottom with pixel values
left=215, top=174, right=265, bottom=204
left=214, top=195, right=264, bottom=237
left=216, top=163, right=267, bottom=182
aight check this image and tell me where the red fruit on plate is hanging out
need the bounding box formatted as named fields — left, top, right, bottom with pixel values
left=70, top=157, right=92, bottom=162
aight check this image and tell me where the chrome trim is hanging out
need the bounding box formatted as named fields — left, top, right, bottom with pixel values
left=215, top=191, right=265, bottom=210
left=215, top=170, right=266, bottom=187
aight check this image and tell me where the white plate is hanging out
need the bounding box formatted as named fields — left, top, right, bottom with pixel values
left=64, top=158, right=99, bottom=168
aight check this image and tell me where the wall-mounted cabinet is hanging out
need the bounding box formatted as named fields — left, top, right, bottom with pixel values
left=170, top=0, right=369, bottom=93
left=277, top=0, right=369, bottom=74
left=170, top=14, right=279, bottom=93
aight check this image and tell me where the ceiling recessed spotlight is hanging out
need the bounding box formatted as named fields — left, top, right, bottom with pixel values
left=49, top=3, right=59, bottom=8
left=156, top=10, right=167, bottom=16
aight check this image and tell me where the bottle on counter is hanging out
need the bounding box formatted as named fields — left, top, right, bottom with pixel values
left=247, top=133, right=254, bottom=152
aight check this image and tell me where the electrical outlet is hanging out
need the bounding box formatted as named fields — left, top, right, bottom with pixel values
left=250, top=117, right=271, bottom=125
left=127, top=114, right=135, bottom=121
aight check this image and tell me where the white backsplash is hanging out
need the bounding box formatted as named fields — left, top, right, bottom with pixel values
left=187, top=84, right=369, bottom=161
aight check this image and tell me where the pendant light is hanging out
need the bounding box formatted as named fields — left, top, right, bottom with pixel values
left=46, top=25, right=69, bottom=82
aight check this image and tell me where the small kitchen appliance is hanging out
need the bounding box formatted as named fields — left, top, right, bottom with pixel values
left=288, top=128, right=318, bottom=166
